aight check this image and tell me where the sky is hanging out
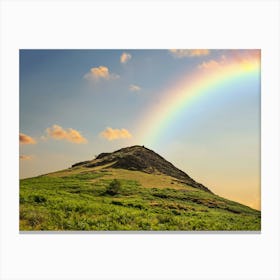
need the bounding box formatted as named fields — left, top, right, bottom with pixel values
left=20, top=49, right=261, bottom=210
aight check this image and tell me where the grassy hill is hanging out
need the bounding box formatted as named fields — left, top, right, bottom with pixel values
left=19, top=146, right=261, bottom=231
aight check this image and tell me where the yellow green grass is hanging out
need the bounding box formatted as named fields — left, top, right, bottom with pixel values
left=20, top=167, right=261, bottom=231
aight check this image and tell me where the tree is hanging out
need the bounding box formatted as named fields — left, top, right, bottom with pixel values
left=106, top=179, right=121, bottom=195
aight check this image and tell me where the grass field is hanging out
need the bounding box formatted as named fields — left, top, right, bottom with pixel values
left=19, top=168, right=261, bottom=231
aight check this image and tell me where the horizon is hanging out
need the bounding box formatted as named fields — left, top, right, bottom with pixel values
left=20, top=49, right=261, bottom=210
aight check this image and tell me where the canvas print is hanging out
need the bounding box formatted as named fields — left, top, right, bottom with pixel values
left=19, top=49, right=261, bottom=231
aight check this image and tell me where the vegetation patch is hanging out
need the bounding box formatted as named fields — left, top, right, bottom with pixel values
left=20, top=170, right=261, bottom=231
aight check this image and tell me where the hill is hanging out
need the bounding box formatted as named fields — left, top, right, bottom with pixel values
left=72, top=145, right=212, bottom=193
left=20, top=145, right=261, bottom=231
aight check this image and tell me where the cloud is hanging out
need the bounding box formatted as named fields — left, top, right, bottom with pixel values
left=20, top=155, right=33, bottom=160
left=40, top=135, right=48, bottom=141
left=198, top=50, right=260, bottom=71
left=46, top=124, right=87, bottom=144
left=197, top=56, right=226, bottom=70
left=229, top=49, right=260, bottom=62
left=169, top=49, right=210, bottom=58
left=120, top=52, right=132, bottom=64
left=20, top=133, right=36, bottom=144
left=100, top=127, right=132, bottom=141
left=129, top=84, right=141, bottom=92
left=228, top=50, right=261, bottom=70
left=84, top=66, right=119, bottom=82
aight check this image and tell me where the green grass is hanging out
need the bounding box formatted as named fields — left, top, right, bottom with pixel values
left=19, top=170, right=261, bottom=231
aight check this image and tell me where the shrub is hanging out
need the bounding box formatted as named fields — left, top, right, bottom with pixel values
left=106, top=179, right=121, bottom=195
left=112, top=200, right=123, bottom=206
left=33, top=195, right=47, bottom=203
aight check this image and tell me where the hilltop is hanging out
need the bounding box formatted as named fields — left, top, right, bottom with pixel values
left=20, top=145, right=261, bottom=231
left=72, top=145, right=212, bottom=193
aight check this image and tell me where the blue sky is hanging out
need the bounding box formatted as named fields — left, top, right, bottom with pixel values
left=20, top=49, right=260, bottom=209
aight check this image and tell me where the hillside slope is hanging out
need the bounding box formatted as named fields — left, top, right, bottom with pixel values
left=72, top=145, right=211, bottom=193
left=19, top=146, right=261, bottom=231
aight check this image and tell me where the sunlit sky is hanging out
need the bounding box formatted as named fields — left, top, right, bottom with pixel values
left=20, top=49, right=261, bottom=210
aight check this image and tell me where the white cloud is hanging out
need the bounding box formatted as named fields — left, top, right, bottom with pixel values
left=46, top=124, right=88, bottom=144
left=120, top=52, right=132, bottom=64
left=169, top=49, right=210, bottom=58
left=100, top=127, right=132, bottom=141
left=197, top=55, right=227, bottom=70
left=20, top=155, right=33, bottom=160
left=129, top=84, right=141, bottom=92
left=84, top=66, right=119, bottom=82
left=20, top=133, right=36, bottom=144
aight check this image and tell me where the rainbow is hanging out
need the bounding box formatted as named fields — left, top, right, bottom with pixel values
left=139, top=52, right=261, bottom=147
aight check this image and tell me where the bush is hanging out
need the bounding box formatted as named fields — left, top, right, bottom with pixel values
left=106, top=179, right=121, bottom=195
left=33, top=195, right=47, bottom=203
